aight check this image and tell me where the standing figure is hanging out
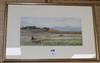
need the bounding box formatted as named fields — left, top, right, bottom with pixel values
left=31, top=36, right=35, bottom=40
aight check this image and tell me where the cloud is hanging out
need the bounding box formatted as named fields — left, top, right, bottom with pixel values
left=20, top=17, right=81, bottom=28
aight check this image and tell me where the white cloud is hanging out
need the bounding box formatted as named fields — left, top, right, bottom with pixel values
left=20, top=17, right=81, bottom=28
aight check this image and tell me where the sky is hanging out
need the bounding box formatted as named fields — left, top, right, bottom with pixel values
left=20, top=17, right=81, bottom=28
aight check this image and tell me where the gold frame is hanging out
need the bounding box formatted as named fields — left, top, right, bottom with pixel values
left=3, top=2, right=100, bottom=62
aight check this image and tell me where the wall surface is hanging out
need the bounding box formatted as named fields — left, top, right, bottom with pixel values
left=0, top=0, right=100, bottom=63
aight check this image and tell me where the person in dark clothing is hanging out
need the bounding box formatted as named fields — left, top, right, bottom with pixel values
left=31, top=36, right=35, bottom=40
